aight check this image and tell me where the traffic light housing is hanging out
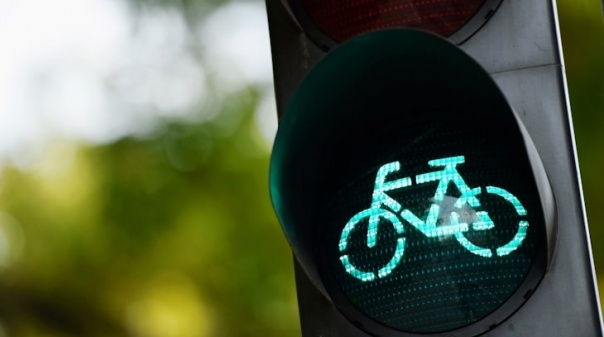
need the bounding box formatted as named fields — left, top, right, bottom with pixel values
left=266, top=0, right=603, bottom=336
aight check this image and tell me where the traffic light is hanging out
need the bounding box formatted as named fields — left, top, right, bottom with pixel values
left=266, top=1, right=603, bottom=336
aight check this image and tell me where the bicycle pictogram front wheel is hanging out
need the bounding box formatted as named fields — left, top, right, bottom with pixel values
left=339, top=208, right=406, bottom=282
left=454, top=186, right=529, bottom=258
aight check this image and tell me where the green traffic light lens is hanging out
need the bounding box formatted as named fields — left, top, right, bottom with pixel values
left=319, top=116, right=547, bottom=333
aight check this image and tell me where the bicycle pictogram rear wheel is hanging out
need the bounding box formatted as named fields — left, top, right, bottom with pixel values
left=454, top=186, right=529, bottom=258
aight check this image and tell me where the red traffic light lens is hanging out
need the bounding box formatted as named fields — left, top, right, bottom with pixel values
left=290, top=0, right=501, bottom=48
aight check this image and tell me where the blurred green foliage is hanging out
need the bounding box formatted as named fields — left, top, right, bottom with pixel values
left=558, top=0, right=604, bottom=270
left=0, top=0, right=602, bottom=336
left=0, top=87, right=298, bottom=336
left=560, top=4, right=604, bottom=158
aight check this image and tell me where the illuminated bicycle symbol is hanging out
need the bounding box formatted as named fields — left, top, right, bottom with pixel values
left=339, top=156, right=529, bottom=282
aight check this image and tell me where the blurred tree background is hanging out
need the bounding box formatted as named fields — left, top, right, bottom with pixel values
left=0, top=0, right=602, bottom=336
